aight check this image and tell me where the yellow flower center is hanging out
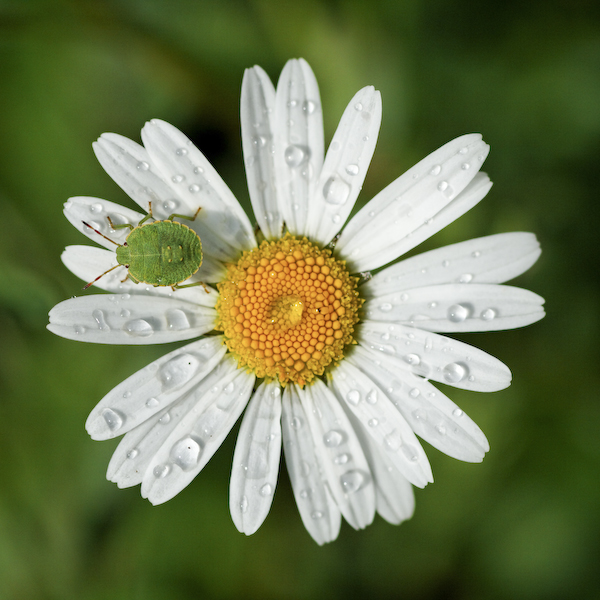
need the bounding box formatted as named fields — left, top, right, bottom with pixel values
left=215, top=235, right=361, bottom=387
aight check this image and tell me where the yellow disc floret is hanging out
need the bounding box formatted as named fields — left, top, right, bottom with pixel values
left=215, top=234, right=362, bottom=387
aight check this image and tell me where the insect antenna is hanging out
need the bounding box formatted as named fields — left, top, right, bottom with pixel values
left=83, top=264, right=123, bottom=290
left=82, top=221, right=121, bottom=246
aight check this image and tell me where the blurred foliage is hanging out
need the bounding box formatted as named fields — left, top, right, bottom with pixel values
left=1, top=0, right=599, bottom=598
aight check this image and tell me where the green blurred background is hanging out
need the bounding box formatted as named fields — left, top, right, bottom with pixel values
left=1, top=0, right=599, bottom=598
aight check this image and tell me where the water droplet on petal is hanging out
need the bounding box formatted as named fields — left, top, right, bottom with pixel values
left=158, top=353, right=200, bottom=390
left=443, top=362, right=468, bottom=383
left=368, top=418, right=378, bottom=428
left=340, top=470, right=365, bottom=494
left=323, top=175, right=350, bottom=205
left=345, top=164, right=359, bottom=176
left=175, top=147, right=188, bottom=156
left=159, top=412, right=171, bottom=425
left=188, top=184, right=201, bottom=193
left=92, top=309, right=110, bottom=331
left=240, top=495, right=249, bottom=513
left=334, top=453, right=350, bottom=465
left=311, top=510, right=324, bottom=520
left=366, top=389, right=378, bottom=404
left=384, top=431, right=402, bottom=451
left=146, top=397, right=159, bottom=408
left=409, top=387, right=420, bottom=398
left=126, top=448, right=139, bottom=459
left=260, top=483, right=273, bottom=497
left=102, top=408, right=123, bottom=431
left=429, top=164, right=442, bottom=176
left=354, top=102, right=363, bottom=111
left=346, top=389, right=361, bottom=405
left=461, top=162, right=471, bottom=170
left=481, top=308, right=496, bottom=321
left=303, top=100, right=317, bottom=114
left=153, top=464, right=170, bottom=478
left=124, top=319, right=154, bottom=337
left=137, top=161, right=150, bottom=171
left=166, top=309, right=190, bottom=330
left=171, top=174, right=185, bottom=184
left=447, top=304, right=469, bottom=322
left=379, top=303, right=393, bottom=312
left=458, top=273, right=473, bottom=283
left=170, top=436, right=202, bottom=471
left=291, top=417, right=303, bottom=429
left=452, top=408, right=464, bottom=417
left=224, top=381, right=235, bottom=394
left=323, top=430, right=344, bottom=447
left=403, top=353, right=421, bottom=366
left=284, top=144, right=309, bottom=167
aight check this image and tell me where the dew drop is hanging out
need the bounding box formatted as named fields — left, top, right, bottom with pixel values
left=409, top=387, right=420, bottom=398
left=437, top=181, right=448, bottom=192
left=461, top=162, right=471, bottom=170
left=171, top=174, right=185, bottom=183
left=334, top=453, right=350, bottom=465
left=74, top=325, right=86, bottom=335
left=159, top=412, right=171, bottom=425
left=240, top=495, right=249, bottom=513
left=403, top=353, right=421, bottom=366
left=260, top=484, right=273, bottom=497
left=146, top=397, right=159, bottom=408
left=413, top=409, right=427, bottom=421
left=90, top=202, right=103, bottom=213
left=303, top=100, right=317, bottom=114
left=193, top=166, right=204, bottom=175
left=311, top=511, right=324, bottom=520
left=127, top=448, right=139, bottom=459
left=429, top=164, right=442, bottom=176
left=188, top=184, right=201, bottom=193
left=443, top=362, right=468, bottom=383
left=323, top=430, right=344, bottom=447
left=346, top=390, right=361, bottom=405
left=102, top=408, right=123, bottom=431
left=458, top=273, right=473, bottom=283
left=472, top=250, right=481, bottom=258
left=153, top=464, right=170, bottom=478
left=332, top=214, right=341, bottom=223
left=120, top=309, right=130, bottom=318
left=92, top=309, right=110, bottom=331
left=452, top=408, right=464, bottom=417
left=323, top=175, right=350, bottom=205
left=300, top=488, right=312, bottom=499
left=291, top=417, right=303, bottom=430
left=381, top=332, right=390, bottom=341
left=137, top=161, right=150, bottom=171
left=284, top=144, right=308, bottom=167
left=158, top=353, right=200, bottom=390
left=170, top=436, right=202, bottom=471
left=366, top=389, right=378, bottom=404
left=163, top=200, right=177, bottom=212
left=175, top=147, right=188, bottom=156
left=354, top=102, right=363, bottom=111
left=124, top=319, right=154, bottom=337
left=368, top=418, right=378, bottom=428
left=458, top=146, right=469, bottom=155
left=401, top=444, right=419, bottom=462
left=379, top=303, right=393, bottom=312
left=166, top=308, right=190, bottom=330
left=447, top=304, right=469, bottom=322
left=481, top=308, right=496, bottom=321
left=384, top=431, right=402, bottom=451
left=224, top=381, right=235, bottom=394
left=345, top=164, right=359, bottom=176
left=436, top=425, right=447, bottom=435
left=340, top=470, right=365, bottom=494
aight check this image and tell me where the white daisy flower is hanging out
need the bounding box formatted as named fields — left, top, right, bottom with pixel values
left=48, top=58, right=544, bottom=545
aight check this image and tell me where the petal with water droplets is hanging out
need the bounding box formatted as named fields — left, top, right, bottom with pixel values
left=306, top=86, right=382, bottom=245
left=337, top=134, right=491, bottom=272
left=282, top=385, right=341, bottom=545
left=299, top=380, right=376, bottom=530
left=240, top=65, right=282, bottom=239
left=357, top=321, right=511, bottom=392
left=349, top=345, right=490, bottom=462
left=328, top=361, right=432, bottom=488
left=47, top=294, right=216, bottom=345
left=86, top=336, right=227, bottom=440
left=363, top=283, right=545, bottom=332
left=273, top=58, right=325, bottom=237
left=230, top=381, right=282, bottom=535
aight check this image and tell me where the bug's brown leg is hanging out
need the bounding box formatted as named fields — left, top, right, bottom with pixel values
left=137, top=202, right=155, bottom=226
left=167, top=206, right=202, bottom=222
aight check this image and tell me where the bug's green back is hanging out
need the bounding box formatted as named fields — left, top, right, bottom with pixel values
left=116, top=221, right=203, bottom=286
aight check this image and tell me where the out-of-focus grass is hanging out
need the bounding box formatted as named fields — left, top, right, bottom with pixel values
left=1, top=0, right=599, bottom=598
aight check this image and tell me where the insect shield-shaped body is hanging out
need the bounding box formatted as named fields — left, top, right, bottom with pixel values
left=83, top=203, right=206, bottom=292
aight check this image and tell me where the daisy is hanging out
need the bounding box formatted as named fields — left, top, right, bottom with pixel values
left=48, top=59, right=544, bottom=545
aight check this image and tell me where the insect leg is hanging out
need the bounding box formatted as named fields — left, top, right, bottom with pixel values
left=167, top=206, right=202, bottom=222
left=137, top=202, right=155, bottom=226
left=172, top=280, right=210, bottom=293
left=83, top=264, right=122, bottom=289
left=107, top=215, right=134, bottom=231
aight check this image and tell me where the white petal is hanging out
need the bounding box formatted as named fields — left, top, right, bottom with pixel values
left=337, top=135, right=492, bottom=272
left=240, top=65, right=282, bottom=239
left=64, top=196, right=143, bottom=250
left=93, top=133, right=183, bottom=215
left=230, top=381, right=282, bottom=535
left=281, top=385, right=341, bottom=545
left=363, top=283, right=545, bottom=332
left=86, top=336, right=227, bottom=440
left=348, top=419, right=415, bottom=524
left=141, top=119, right=256, bottom=259
left=273, top=58, right=324, bottom=236
left=363, top=233, right=542, bottom=297
left=47, top=294, right=216, bottom=344
left=349, top=346, right=489, bottom=462
left=357, top=321, right=511, bottom=392
left=328, top=361, right=432, bottom=488
left=306, top=86, right=382, bottom=245
left=299, top=380, right=376, bottom=530
left=141, top=356, right=255, bottom=504
left=62, top=244, right=226, bottom=291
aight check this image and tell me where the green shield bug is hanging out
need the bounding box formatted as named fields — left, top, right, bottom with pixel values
left=82, top=202, right=207, bottom=292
